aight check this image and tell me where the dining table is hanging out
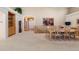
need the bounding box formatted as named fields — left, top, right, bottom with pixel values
left=47, top=26, right=77, bottom=39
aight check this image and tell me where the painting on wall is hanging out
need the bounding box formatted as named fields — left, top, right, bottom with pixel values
left=43, top=18, right=54, bottom=26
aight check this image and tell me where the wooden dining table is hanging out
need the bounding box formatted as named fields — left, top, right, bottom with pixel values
left=47, top=27, right=77, bottom=39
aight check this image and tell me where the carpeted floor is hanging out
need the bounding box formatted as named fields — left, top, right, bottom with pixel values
left=0, top=31, right=79, bottom=51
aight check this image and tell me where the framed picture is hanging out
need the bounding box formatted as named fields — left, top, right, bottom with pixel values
left=43, top=18, right=54, bottom=26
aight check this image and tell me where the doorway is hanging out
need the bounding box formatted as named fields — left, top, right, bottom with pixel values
left=8, top=12, right=16, bottom=36
left=24, top=16, right=34, bottom=31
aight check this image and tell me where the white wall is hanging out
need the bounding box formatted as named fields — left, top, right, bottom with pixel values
left=16, top=14, right=23, bottom=33
left=22, top=7, right=68, bottom=26
left=66, top=11, right=79, bottom=27
left=0, top=11, right=5, bottom=39
left=0, top=8, right=8, bottom=40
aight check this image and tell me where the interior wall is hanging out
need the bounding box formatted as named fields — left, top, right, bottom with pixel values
left=0, top=8, right=8, bottom=40
left=0, top=11, right=5, bottom=39
left=22, top=7, right=68, bottom=26
left=16, top=14, right=23, bottom=33
left=66, top=13, right=79, bottom=27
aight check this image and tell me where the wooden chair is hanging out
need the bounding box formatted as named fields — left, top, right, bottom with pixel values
left=63, top=27, right=70, bottom=40
left=50, top=26, right=56, bottom=39
left=55, top=26, right=64, bottom=39
left=47, top=26, right=56, bottom=39
left=75, top=28, right=79, bottom=40
left=69, top=28, right=76, bottom=39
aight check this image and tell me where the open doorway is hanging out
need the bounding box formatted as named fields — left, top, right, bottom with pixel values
left=24, top=16, right=34, bottom=31
left=8, top=12, right=16, bottom=36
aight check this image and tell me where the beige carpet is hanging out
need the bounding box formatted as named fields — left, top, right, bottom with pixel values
left=0, top=31, right=79, bottom=51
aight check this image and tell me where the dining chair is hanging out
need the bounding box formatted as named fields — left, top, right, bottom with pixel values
left=47, top=26, right=56, bottom=39
left=69, top=28, right=76, bottom=39
left=50, top=26, right=56, bottom=39
left=64, top=27, right=70, bottom=40
left=55, top=26, right=64, bottom=40
left=75, top=28, right=79, bottom=40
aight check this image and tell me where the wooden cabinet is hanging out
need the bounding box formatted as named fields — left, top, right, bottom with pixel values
left=8, top=12, right=16, bottom=36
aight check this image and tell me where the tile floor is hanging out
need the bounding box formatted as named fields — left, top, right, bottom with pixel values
left=0, top=31, right=79, bottom=51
